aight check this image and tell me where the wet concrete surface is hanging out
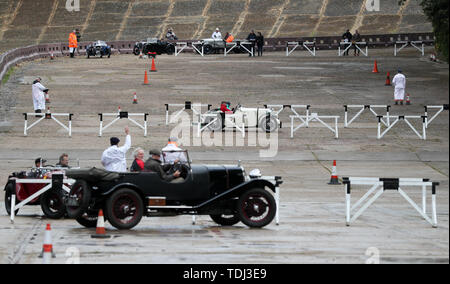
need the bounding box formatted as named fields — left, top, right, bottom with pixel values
left=0, top=48, right=448, bottom=264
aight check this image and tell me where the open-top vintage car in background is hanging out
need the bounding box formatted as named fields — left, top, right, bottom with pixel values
left=202, top=102, right=281, bottom=133
left=196, top=39, right=253, bottom=55
left=86, top=40, right=111, bottom=58
left=4, top=167, right=70, bottom=219
left=133, top=38, right=175, bottom=56
left=65, top=151, right=282, bottom=230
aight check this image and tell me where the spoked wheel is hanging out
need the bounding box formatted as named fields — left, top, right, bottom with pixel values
left=237, top=188, right=276, bottom=228
left=105, top=188, right=143, bottom=230
left=40, top=189, right=66, bottom=219
left=66, top=180, right=91, bottom=219
left=210, top=214, right=240, bottom=226
left=205, top=113, right=223, bottom=131
left=4, top=183, right=19, bottom=216
left=259, top=115, right=278, bottom=133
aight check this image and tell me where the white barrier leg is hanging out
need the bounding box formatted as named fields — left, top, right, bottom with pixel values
left=275, top=186, right=280, bottom=225
left=345, top=185, right=351, bottom=226
left=10, top=194, right=16, bottom=224
left=422, top=184, right=427, bottom=216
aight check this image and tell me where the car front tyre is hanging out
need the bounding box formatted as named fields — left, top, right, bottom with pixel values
left=4, top=183, right=19, bottom=216
left=66, top=180, right=91, bottom=219
left=210, top=214, right=240, bottom=226
left=237, top=188, right=276, bottom=228
left=105, top=188, right=143, bottom=230
left=40, top=189, right=66, bottom=219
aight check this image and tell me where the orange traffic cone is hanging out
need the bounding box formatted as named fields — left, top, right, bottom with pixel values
left=372, top=60, right=379, bottom=73
left=91, top=209, right=110, bottom=239
left=328, top=160, right=341, bottom=185
left=133, top=92, right=138, bottom=104
left=150, top=57, right=157, bottom=72
left=143, top=70, right=149, bottom=85
left=406, top=93, right=411, bottom=105
left=385, top=72, right=391, bottom=86
left=39, top=224, right=55, bottom=263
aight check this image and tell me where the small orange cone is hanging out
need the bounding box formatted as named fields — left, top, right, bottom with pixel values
left=372, top=60, right=379, bottom=73
left=91, top=209, right=110, bottom=239
left=150, top=57, right=157, bottom=72
left=328, top=160, right=341, bottom=185
left=143, top=70, right=149, bottom=85
left=406, top=93, right=411, bottom=105
left=39, top=224, right=55, bottom=263
left=385, top=72, right=391, bottom=86
left=133, top=92, right=138, bottom=104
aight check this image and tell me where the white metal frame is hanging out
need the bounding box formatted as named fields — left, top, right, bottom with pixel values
left=394, top=41, right=424, bottom=56
left=377, top=115, right=427, bottom=140
left=165, top=101, right=212, bottom=126
left=344, top=105, right=391, bottom=128
left=344, top=177, right=439, bottom=227
left=286, top=41, right=316, bottom=57
left=290, top=113, right=339, bottom=139
left=264, top=104, right=310, bottom=127
left=175, top=42, right=188, bottom=56
left=198, top=113, right=246, bottom=138
left=191, top=41, right=205, bottom=56
left=424, top=105, right=449, bottom=128
left=338, top=42, right=368, bottom=56
left=9, top=175, right=75, bottom=223
left=224, top=41, right=253, bottom=57
left=23, top=112, right=73, bottom=137
left=98, top=108, right=149, bottom=137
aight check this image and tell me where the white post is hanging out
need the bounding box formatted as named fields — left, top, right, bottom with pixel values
left=99, top=121, right=103, bottom=137
left=24, top=119, right=28, bottom=136
left=275, top=186, right=280, bottom=225
left=345, top=183, right=351, bottom=226
left=432, top=193, right=437, bottom=228
left=335, top=117, right=339, bottom=139
left=422, top=184, right=427, bottom=216
left=10, top=194, right=16, bottom=224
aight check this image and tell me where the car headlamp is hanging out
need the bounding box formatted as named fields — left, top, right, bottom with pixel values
left=249, top=169, right=262, bottom=179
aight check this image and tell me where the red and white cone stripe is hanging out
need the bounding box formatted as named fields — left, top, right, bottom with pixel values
left=42, top=224, right=53, bottom=264
left=328, top=160, right=341, bottom=185
left=91, top=209, right=110, bottom=238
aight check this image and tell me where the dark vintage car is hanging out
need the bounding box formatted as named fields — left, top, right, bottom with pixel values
left=86, top=40, right=111, bottom=58
left=133, top=38, right=175, bottom=56
left=65, top=151, right=282, bottom=230
left=4, top=167, right=69, bottom=219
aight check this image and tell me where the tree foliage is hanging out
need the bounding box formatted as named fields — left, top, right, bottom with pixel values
left=399, top=0, right=449, bottom=62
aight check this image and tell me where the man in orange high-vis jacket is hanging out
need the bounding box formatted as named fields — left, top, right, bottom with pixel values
left=68, top=29, right=78, bottom=58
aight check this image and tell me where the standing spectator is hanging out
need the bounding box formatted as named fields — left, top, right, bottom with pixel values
left=68, top=29, right=78, bottom=58
left=212, top=28, right=222, bottom=39
left=247, top=30, right=257, bottom=57
left=392, top=69, right=406, bottom=105
left=224, top=32, right=234, bottom=43
left=353, top=30, right=362, bottom=56
left=101, top=126, right=132, bottom=172
left=130, top=148, right=145, bottom=172
left=256, top=32, right=264, bottom=57
left=32, top=77, right=47, bottom=114
left=165, top=28, right=178, bottom=40
left=342, top=29, right=352, bottom=56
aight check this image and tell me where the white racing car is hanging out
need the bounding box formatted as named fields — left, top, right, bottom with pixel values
left=202, top=102, right=281, bottom=133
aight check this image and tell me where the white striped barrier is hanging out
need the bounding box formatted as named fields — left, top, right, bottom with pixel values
left=343, top=177, right=439, bottom=227
left=225, top=40, right=253, bottom=57
left=9, top=174, right=75, bottom=223
left=264, top=104, right=310, bottom=127
left=394, top=41, right=424, bottom=56
left=98, top=108, right=149, bottom=137
left=165, top=101, right=212, bottom=125
left=175, top=42, right=188, bottom=56
left=424, top=104, right=449, bottom=128
left=290, top=113, right=339, bottom=139
left=286, top=41, right=316, bottom=57
left=377, top=115, right=427, bottom=140
left=23, top=111, right=73, bottom=137
left=191, top=41, right=205, bottom=56
left=344, top=105, right=391, bottom=128
left=338, top=42, right=368, bottom=56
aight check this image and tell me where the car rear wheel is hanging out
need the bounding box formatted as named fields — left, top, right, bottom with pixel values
left=105, top=188, right=143, bottom=230
left=237, top=188, right=276, bottom=228
left=66, top=180, right=91, bottom=219
left=205, top=113, right=223, bottom=131
left=210, top=214, right=240, bottom=226
left=259, top=116, right=278, bottom=133
left=203, top=45, right=213, bottom=55
left=40, top=189, right=66, bottom=219
left=4, top=183, right=19, bottom=216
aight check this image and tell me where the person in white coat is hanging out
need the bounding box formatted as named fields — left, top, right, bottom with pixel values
left=101, top=126, right=132, bottom=172
left=212, top=28, right=222, bottom=39
left=32, top=77, right=47, bottom=113
left=392, top=69, right=406, bottom=105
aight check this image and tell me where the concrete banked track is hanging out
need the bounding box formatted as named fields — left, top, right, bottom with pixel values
left=0, top=0, right=432, bottom=52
